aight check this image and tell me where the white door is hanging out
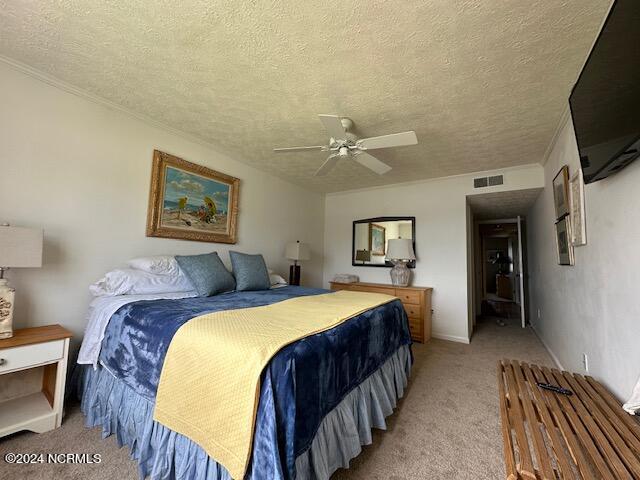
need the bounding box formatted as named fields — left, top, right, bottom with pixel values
left=516, top=216, right=526, bottom=328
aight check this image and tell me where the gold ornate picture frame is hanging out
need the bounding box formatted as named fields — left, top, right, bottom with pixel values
left=146, top=150, right=240, bottom=244
left=369, top=223, right=386, bottom=256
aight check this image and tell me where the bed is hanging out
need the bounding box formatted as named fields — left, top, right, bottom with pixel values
left=77, top=285, right=412, bottom=480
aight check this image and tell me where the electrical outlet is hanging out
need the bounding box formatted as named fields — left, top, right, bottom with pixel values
left=582, top=353, right=589, bottom=373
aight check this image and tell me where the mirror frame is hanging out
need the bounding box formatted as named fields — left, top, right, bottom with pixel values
left=351, top=216, right=416, bottom=268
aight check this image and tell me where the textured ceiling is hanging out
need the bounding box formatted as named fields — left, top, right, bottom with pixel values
left=0, top=1, right=611, bottom=192
left=467, top=188, right=543, bottom=220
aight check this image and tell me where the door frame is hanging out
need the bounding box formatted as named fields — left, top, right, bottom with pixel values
left=473, top=218, right=527, bottom=329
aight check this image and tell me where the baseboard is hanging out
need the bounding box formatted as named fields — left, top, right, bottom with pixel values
left=531, top=325, right=564, bottom=370
left=431, top=333, right=470, bottom=344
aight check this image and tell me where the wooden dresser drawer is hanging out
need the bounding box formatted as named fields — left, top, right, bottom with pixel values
left=408, top=317, right=423, bottom=339
left=350, top=285, right=396, bottom=296
left=0, top=340, right=64, bottom=374
left=395, top=290, right=421, bottom=305
left=403, top=304, right=422, bottom=319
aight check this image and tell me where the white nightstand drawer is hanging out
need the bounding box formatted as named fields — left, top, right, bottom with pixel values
left=0, top=340, right=64, bottom=374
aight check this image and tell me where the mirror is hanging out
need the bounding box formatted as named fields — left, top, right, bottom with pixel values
left=352, top=217, right=416, bottom=268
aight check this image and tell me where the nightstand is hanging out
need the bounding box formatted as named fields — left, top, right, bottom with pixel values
left=0, top=325, right=72, bottom=437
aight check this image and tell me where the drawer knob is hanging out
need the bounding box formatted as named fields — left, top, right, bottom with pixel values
left=0, top=358, right=6, bottom=366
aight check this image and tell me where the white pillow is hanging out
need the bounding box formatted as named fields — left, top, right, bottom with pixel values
left=90, top=268, right=194, bottom=297
left=269, top=272, right=288, bottom=286
left=127, top=255, right=181, bottom=276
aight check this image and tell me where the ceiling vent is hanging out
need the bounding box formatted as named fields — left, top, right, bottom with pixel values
left=473, top=177, right=488, bottom=188
left=488, top=175, right=504, bottom=186
left=473, top=174, right=504, bottom=188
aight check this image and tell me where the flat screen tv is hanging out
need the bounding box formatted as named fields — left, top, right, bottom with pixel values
left=569, top=0, right=640, bottom=184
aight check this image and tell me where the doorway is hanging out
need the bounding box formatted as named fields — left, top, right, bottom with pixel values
left=466, top=188, right=541, bottom=337
left=477, top=221, right=524, bottom=326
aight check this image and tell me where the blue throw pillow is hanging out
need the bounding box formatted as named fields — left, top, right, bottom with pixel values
left=175, top=252, right=236, bottom=297
left=229, top=251, right=271, bottom=291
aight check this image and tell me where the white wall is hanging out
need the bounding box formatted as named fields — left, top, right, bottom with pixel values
left=323, top=164, right=544, bottom=343
left=0, top=60, right=325, bottom=341
left=528, top=114, right=640, bottom=400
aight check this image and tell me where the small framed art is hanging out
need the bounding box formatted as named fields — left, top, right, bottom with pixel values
left=369, top=223, right=386, bottom=256
left=555, top=216, right=574, bottom=266
left=553, top=165, right=570, bottom=220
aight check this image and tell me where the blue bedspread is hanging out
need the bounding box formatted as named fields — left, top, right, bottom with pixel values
left=99, top=286, right=411, bottom=479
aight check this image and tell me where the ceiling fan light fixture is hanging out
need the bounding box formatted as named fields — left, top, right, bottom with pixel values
left=274, top=114, right=418, bottom=177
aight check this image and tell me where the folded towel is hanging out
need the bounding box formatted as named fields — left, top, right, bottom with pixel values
left=623, top=375, right=640, bottom=415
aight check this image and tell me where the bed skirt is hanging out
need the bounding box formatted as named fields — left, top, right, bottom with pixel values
left=79, top=344, right=411, bottom=480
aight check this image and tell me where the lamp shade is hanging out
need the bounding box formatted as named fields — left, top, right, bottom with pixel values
left=0, top=225, right=43, bottom=268
left=285, top=241, right=310, bottom=261
left=386, top=238, right=415, bottom=261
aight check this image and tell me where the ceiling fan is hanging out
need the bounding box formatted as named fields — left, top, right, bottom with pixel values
left=273, top=115, right=418, bottom=176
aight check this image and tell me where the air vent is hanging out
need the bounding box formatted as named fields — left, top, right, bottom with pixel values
left=473, top=174, right=504, bottom=188
left=488, top=175, right=504, bottom=186
left=473, top=177, right=488, bottom=188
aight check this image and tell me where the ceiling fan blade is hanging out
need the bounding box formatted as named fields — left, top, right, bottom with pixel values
left=318, top=115, right=346, bottom=140
left=353, top=152, right=392, bottom=175
left=314, top=154, right=340, bottom=176
left=273, top=145, right=326, bottom=153
left=357, top=131, right=417, bottom=150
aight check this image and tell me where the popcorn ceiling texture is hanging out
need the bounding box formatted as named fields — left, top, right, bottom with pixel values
left=0, top=1, right=610, bottom=192
left=467, top=188, right=543, bottom=220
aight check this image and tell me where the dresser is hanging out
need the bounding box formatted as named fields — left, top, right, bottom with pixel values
left=329, top=282, right=433, bottom=343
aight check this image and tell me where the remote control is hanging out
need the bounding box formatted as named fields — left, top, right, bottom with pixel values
left=536, top=382, right=573, bottom=395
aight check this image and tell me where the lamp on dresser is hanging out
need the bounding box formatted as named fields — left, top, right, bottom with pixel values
left=386, top=238, right=416, bottom=287
left=0, top=224, right=43, bottom=339
left=285, top=240, right=310, bottom=286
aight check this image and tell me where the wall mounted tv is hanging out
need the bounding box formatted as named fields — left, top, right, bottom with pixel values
left=569, top=0, right=640, bottom=184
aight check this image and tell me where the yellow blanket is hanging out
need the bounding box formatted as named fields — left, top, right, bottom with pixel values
left=153, top=290, right=396, bottom=479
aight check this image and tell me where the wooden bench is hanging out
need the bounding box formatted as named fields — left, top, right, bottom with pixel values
left=498, top=359, right=640, bottom=479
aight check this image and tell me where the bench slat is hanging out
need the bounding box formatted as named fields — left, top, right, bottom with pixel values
left=573, top=374, right=640, bottom=458
left=511, top=360, right=556, bottom=480
left=504, top=360, right=536, bottom=478
left=549, top=368, right=631, bottom=479
left=561, top=371, right=640, bottom=478
left=521, top=363, right=576, bottom=480
left=585, top=375, right=640, bottom=450
left=499, top=363, right=519, bottom=480
left=532, top=364, right=600, bottom=480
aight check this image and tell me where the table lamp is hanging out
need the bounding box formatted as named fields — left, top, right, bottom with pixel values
left=285, top=240, right=310, bottom=286
left=0, top=224, right=43, bottom=339
left=386, top=238, right=415, bottom=287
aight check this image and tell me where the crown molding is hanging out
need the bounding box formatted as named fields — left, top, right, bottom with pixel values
left=0, top=54, right=327, bottom=197
left=0, top=54, right=225, bottom=153
left=325, top=163, right=542, bottom=197
left=541, top=104, right=571, bottom=166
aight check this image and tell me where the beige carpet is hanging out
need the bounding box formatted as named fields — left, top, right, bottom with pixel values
left=0, top=317, right=553, bottom=480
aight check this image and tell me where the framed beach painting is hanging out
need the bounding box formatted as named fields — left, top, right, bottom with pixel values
left=369, top=223, right=386, bottom=256
left=146, top=150, right=240, bottom=244
left=552, top=165, right=570, bottom=220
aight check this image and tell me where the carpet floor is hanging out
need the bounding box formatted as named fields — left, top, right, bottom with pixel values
left=0, top=316, right=553, bottom=480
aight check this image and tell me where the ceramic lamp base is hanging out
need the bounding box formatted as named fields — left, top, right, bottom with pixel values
left=0, top=278, right=15, bottom=339
left=390, top=261, right=411, bottom=287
